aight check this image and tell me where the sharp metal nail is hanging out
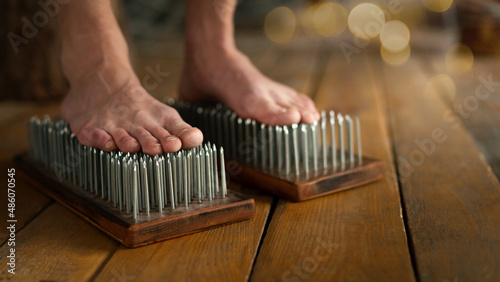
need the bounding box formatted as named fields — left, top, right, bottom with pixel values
left=172, top=154, right=178, bottom=204
left=345, top=115, right=354, bottom=165
left=93, top=148, right=98, bottom=196
left=237, top=118, right=244, bottom=159
left=148, top=157, right=155, bottom=209
left=276, top=126, right=283, bottom=172
left=83, top=146, right=87, bottom=190
left=329, top=111, right=337, bottom=168
left=111, top=157, right=116, bottom=206
left=117, top=160, right=122, bottom=211
left=200, top=149, right=205, bottom=199
left=337, top=113, right=345, bottom=166
left=292, top=124, right=300, bottom=175
left=355, top=116, right=363, bottom=165
left=245, top=119, right=251, bottom=163
left=212, top=144, right=219, bottom=194
left=301, top=124, right=309, bottom=175
left=206, top=150, right=212, bottom=201
left=321, top=111, right=327, bottom=168
left=168, top=158, right=175, bottom=209
left=220, top=148, right=227, bottom=198
left=284, top=126, right=290, bottom=175
left=252, top=120, right=257, bottom=167
left=268, top=125, right=274, bottom=170
left=176, top=153, right=182, bottom=203
left=183, top=152, right=188, bottom=207
left=164, top=155, right=169, bottom=208
left=261, top=124, right=267, bottom=170
left=124, top=159, right=130, bottom=214
left=142, top=160, right=150, bottom=215
left=312, top=122, right=318, bottom=171
left=155, top=160, right=162, bottom=212
left=188, top=152, right=192, bottom=202
left=196, top=154, right=202, bottom=203
left=133, top=162, right=138, bottom=219
left=100, top=151, right=105, bottom=198
left=107, top=154, right=111, bottom=202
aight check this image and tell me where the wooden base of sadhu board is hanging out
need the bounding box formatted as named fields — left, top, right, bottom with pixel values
left=230, top=156, right=385, bottom=202
left=14, top=154, right=255, bottom=248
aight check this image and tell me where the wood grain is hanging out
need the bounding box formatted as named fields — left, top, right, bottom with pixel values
left=0, top=204, right=119, bottom=280
left=251, top=53, right=415, bottom=281
left=0, top=104, right=59, bottom=245
left=380, top=55, right=500, bottom=281
left=93, top=183, right=272, bottom=281
left=424, top=54, right=500, bottom=179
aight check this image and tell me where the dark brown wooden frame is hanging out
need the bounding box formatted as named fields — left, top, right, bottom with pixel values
left=15, top=154, right=255, bottom=248
left=229, top=156, right=385, bottom=201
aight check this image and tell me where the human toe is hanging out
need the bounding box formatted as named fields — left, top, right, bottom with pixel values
left=131, top=127, right=164, bottom=155
left=109, top=128, right=141, bottom=153
left=147, top=125, right=183, bottom=153
left=78, top=127, right=117, bottom=151
left=164, top=117, right=203, bottom=149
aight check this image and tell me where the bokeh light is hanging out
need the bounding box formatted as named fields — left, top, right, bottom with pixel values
left=301, top=3, right=319, bottom=38
left=381, top=45, right=411, bottom=66
left=348, top=3, right=385, bottom=39
left=380, top=20, right=410, bottom=52
left=426, top=74, right=456, bottom=100
left=265, top=7, right=296, bottom=44
left=313, top=2, right=348, bottom=37
left=445, top=43, right=474, bottom=74
left=301, top=2, right=347, bottom=38
left=421, top=0, right=453, bottom=12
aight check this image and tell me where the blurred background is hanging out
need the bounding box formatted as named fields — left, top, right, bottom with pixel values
left=1, top=0, right=499, bottom=101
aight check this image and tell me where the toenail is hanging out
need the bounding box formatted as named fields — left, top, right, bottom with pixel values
left=130, top=142, right=139, bottom=148
left=105, top=141, right=114, bottom=149
left=178, top=128, right=191, bottom=136
left=165, top=136, right=178, bottom=142
left=280, top=108, right=289, bottom=114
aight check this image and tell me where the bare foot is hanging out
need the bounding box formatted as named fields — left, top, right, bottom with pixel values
left=180, top=47, right=320, bottom=125
left=60, top=64, right=203, bottom=155
left=181, top=0, right=320, bottom=125
left=58, top=1, right=202, bottom=155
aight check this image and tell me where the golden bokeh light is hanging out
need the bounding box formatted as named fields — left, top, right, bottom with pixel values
left=426, top=74, right=456, bottom=100
left=312, top=2, right=348, bottom=37
left=380, top=20, right=410, bottom=52
left=381, top=45, right=411, bottom=66
left=445, top=43, right=474, bottom=74
left=348, top=3, right=385, bottom=39
left=301, top=3, right=319, bottom=38
left=265, top=7, right=296, bottom=44
left=421, top=0, right=453, bottom=12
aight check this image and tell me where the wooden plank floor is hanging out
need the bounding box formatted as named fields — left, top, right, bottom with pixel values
left=1, top=36, right=500, bottom=281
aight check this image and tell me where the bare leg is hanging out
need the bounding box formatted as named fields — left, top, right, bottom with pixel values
left=58, top=1, right=203, bottom=154
left=180, top=0, right=320, bottom=125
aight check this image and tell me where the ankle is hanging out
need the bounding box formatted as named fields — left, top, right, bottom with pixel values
left=185, top=39, right=242, bottom=69
left=62, top=51, right=134, bottom=90
left=185, top=33, right=236, bottom=56
left=61, top=29, right=132, bottom=81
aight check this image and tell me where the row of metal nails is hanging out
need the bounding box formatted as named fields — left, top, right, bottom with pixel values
left=172, top=101, right=363, bottom=176
left=27, top=116, right=227, bottom=219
